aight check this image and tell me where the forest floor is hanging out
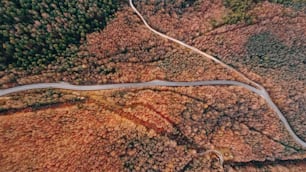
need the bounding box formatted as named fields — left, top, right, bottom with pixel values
left=0, top=0, right=306, bottom=171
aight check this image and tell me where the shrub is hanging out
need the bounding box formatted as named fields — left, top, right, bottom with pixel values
left=0, top=0, right=118, bottom=69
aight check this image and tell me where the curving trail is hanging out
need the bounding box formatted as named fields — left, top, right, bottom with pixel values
left=0, top=80, right=263, bottom=97
left=128, top=0, right=306, bottom=149
left=0, top=0, right=305, bottom=161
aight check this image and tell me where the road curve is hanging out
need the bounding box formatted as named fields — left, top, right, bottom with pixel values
left=0, top=0, right=305, bottom=153
left=128, top=0, right=306, bottom=149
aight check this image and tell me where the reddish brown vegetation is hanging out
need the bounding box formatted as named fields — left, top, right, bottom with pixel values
left=1, top=0, right=306, bottom=171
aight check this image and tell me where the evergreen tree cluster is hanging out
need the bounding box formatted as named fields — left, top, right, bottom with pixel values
left=0, top=0, right=118, bottom=69
left=222, top=0, right=304, bottom=25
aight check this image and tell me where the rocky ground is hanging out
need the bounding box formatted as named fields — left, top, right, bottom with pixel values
left=0, top=0, right=305, bottom=171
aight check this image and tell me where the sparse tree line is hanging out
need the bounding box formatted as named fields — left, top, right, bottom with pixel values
left=0, top=0, right=118, bottom=69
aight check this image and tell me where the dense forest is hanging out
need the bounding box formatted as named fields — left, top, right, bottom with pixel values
left=0, top=0, right=118, bottom=69
left=0, top=0, right=304, bottom=70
